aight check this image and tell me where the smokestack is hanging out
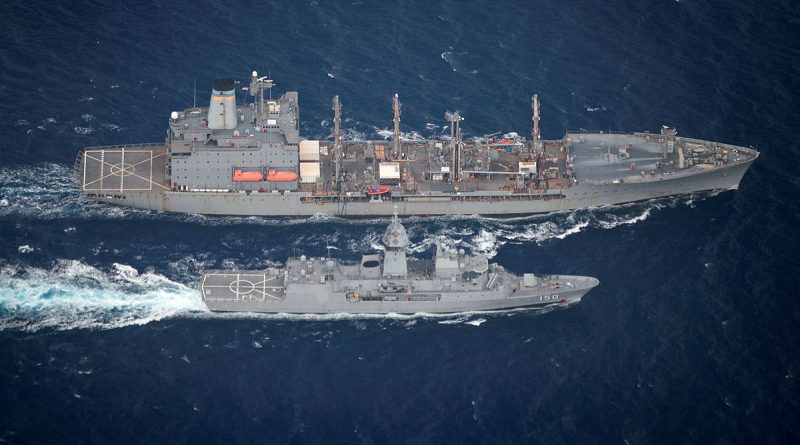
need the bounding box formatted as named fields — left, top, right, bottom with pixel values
left=208, top=78, right=237, bottom=130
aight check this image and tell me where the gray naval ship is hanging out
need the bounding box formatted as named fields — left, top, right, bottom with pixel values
left=76, top=71, right=759, bottom=217
left=200, top=212, right=599, bottom=313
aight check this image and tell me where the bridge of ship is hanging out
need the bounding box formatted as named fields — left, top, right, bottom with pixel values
left=79, top=144, right=169, bottom=193
left=201, top=271, right=286, bottom=302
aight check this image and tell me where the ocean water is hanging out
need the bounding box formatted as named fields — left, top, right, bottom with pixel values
left=1, top=0, right=799, bottom=443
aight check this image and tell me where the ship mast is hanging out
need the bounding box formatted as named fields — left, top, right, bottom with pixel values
left=249, top=70, right=274, bottom=126
left=332, top=95, right=342, bottom=189
left=531, top=94, right=541, bottom=155
left=392, top=93, right=402, bottom=159
left=446, top=111, right=464, bottom=182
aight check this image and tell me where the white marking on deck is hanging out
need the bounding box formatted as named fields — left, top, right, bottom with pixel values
left=82, top=150, right=169, bottom=191
left=149, top=149, right=153, bottom=191
left=82, top=151, right=87, bottom=191
left=99, top=149, right=104, bottom=190
left=119, top=147, right=125, bottom=192
left=201, top=272, right=285, bottom=302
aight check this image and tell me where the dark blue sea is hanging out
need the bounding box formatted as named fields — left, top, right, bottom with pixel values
left=1, top=0, right=799, bottom=443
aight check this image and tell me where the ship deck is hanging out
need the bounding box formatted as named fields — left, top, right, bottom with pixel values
left=201, top=270, right=286, bottom=302
left=75, top=133, right=757, bottom=199
left=306, top=139, right=563, bottom=195
left=77, top=143, right=170, bottom=195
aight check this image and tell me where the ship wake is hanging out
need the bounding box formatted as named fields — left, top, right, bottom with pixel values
left=0, top=260, right=206, bottom=332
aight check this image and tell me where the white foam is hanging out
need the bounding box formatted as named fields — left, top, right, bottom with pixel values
left=555, top=220, right=590, bottom=239
left=342, top=128, right=367, bottom=141
left=375, top=128, right=392, bottom=139
left=437, top=317, right=467, bottom=325
left=440, top=51, right=456, bottom=71
left=472, top=229, right=499, bottom=257
left=434, top=315, right=492, bottom=326
left=18, top=245, right=34, bottom=253
left=101, top=123, right=122, bottom=132
left=189, top=307, right=531, bottom=325
left=0, top=260, right=206, bottom=332
left=596, top=207, right=652, bottom=229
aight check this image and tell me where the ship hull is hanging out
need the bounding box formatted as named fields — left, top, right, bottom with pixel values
left=91, top=156, right=755, bottom=217
left=202, top=275, right=597, bottom=314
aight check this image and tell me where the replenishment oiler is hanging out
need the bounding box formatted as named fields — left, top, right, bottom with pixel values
left=76, top=71, right=759, bottom=217
left=200, top=211, right=599, bottom=313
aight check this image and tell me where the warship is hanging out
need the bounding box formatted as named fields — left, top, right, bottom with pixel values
left=200, top=211, right=599, bottom=313
left=76, top=72, right=759, bottom=217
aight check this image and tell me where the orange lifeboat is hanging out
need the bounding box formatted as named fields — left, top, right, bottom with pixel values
left=232, top=169, right=264, bottom=182
left=367, top=186, right=391, bottom=195
left=267, top=169, right=299, bottom=182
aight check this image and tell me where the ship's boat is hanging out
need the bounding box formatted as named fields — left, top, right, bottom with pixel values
left=267, top=169, right=299, bottom=182
left=232, top=169, right=264, bottom=182
left=367, top=186, right=391, bottom=195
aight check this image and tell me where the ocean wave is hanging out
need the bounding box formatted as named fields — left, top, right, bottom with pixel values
left=0, top=260, right=206, bottom=332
